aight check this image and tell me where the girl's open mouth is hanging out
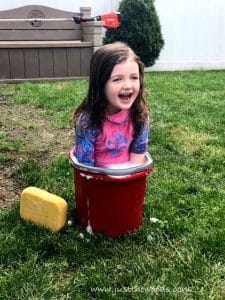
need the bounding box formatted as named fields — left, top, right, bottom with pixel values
left=119, top=93, right=132, bottom=101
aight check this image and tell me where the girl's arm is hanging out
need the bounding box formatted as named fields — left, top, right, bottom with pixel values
left=73, top=115, right=97, bottom=166
left=129, top=124, right=149, bottom=164
left=129, top=153, right=146, bottom=164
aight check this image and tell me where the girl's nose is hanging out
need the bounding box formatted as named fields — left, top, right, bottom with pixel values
left=123, top=80, right=132, bottom=89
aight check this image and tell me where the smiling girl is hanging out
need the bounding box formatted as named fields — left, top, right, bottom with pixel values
left=73, top=42, right=149, bottom=167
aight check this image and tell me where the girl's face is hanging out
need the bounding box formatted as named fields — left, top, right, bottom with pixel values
left=104, top=58, right=140, bottom=114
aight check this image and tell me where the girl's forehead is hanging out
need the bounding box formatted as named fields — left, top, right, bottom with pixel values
left=111, top=59, right=139, bottom=74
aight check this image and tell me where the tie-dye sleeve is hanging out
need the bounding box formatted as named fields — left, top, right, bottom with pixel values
left=130, top=124, right=149, bottom=154
left=73, top=114, right=97, bottom=166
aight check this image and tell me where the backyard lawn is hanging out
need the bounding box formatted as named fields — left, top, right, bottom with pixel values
left=0, top=70, right=225, bottom=299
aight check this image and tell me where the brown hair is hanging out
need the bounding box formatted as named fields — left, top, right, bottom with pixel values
left=74, top=42, right=149, bottom=136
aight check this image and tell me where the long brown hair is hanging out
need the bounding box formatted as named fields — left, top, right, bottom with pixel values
left=74, top=42, right=149, bottom=137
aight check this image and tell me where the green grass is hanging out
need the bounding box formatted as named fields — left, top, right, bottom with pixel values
left=0, top=130, right=24, bottom=152
left=13, top=80, right=87, bottom=128
left=1, top=70, right=225, bottom=299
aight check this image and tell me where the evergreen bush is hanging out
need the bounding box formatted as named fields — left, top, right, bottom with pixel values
left=104, top=0, right=164, bottom=67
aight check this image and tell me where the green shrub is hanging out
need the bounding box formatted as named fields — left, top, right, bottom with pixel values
left=104, top=0, right=164, bottom=67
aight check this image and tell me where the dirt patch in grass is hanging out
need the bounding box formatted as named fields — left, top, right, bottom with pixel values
left=0, top=97, right=74, bottom=210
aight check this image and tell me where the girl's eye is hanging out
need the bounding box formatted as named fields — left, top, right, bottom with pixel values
left=112, top=78, right=121, bottom=82
left=131, top=76, right=139, bottom=80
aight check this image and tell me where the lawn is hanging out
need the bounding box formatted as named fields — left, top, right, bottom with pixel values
left=0, top=70, right=225, bottom=299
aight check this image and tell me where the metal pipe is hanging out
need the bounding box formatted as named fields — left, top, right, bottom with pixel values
left=0, top=18, right=75, bottom=22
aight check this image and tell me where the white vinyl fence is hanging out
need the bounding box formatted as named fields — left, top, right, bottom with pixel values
left=150, top=0, right=225, bottom=71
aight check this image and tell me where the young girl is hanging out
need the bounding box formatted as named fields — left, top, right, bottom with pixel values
left=73, top=42, right=149, bottom=167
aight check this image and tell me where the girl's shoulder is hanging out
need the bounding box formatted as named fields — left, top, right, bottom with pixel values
left=76, top=112, right=100, bottom=136
left=76, top=112, right=90, bottom=129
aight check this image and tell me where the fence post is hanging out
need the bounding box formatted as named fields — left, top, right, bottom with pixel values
left=80, top=7, right=104, bottom=51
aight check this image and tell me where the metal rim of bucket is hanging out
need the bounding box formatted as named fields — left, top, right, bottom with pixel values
left=69, top=150, right=153, bottom=176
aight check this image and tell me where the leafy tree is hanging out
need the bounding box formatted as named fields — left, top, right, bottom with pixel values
left=104, top=0, right=164, bottom=67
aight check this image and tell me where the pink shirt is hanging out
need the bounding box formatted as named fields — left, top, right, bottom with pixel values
left=95, top=109, right=133, bottom=167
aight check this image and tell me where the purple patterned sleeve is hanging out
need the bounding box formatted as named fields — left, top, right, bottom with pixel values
left=130, top=124, right=149, bottom=154
left=73, top=114, right=98, bottom=166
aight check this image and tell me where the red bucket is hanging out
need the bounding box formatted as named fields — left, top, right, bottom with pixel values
left=70, top=151, right=153, bottom=237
